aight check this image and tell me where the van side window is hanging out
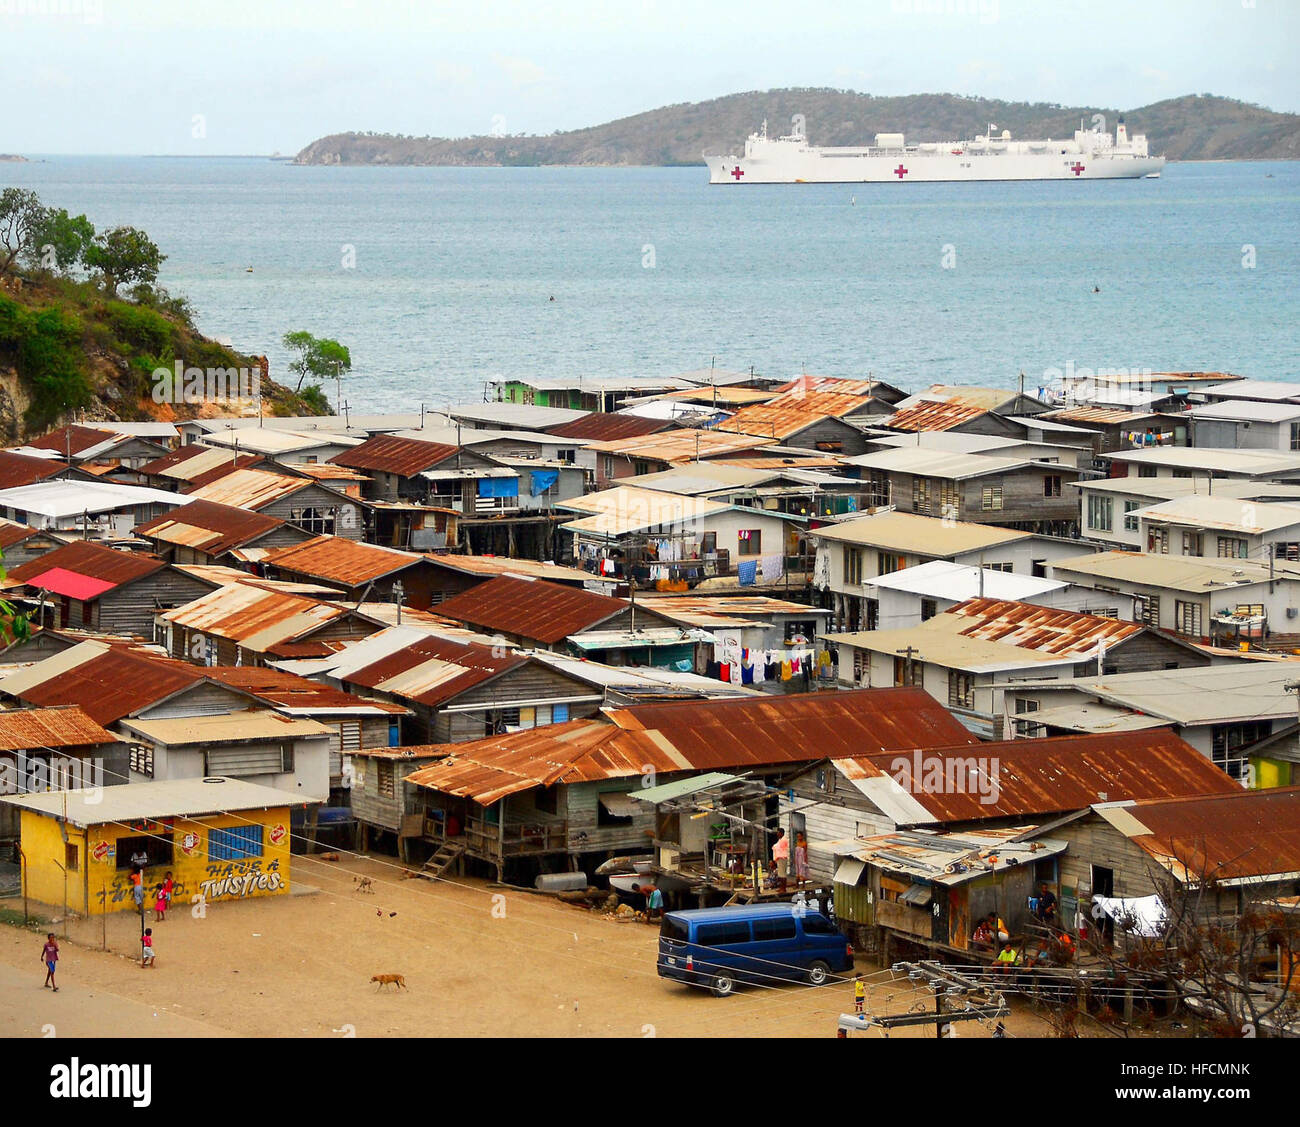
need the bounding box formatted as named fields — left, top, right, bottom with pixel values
left=800, top=913, right=837, bottom=935
left=752, top=918, right=798, bottom=941
left=697, top=922, right=752, bottom=946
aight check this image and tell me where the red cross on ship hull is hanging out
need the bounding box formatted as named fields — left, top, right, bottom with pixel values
left=893, top=164, right=909, bottom=179
left=730, top=166, right=744, bottom=180
left=1070, top=163, right=1086, bottom=177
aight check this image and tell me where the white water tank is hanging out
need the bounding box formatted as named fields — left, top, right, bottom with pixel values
left=874, top=133, right=905, bottom=149
left=536, top=871, right=589, bottom=891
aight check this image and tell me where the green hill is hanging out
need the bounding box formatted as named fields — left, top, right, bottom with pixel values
left=295, top=90, right=1300, bottom=167
left=0, top=275, right=324, bottom=442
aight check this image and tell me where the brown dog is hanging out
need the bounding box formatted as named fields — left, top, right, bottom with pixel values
left=354, top=876, right=374, bottom=893
left=371, top=974, right=407, bottom=991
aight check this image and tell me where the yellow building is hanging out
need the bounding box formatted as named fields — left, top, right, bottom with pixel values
left=2, top=776, right=303, bottom=916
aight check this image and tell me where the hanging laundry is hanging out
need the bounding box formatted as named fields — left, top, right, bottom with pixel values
left=761, top=553, right=783, bottom=582
left=706, top=660, right=721, bottom=680
left=737, top=559, right=758, bottom=586
left=718, top=662, right=730, bottom=682
left=753, top=660, right=766, bottom=684
left=781, top=660, right=792, bottom=681
left=741, top=664, right=754, bottom=684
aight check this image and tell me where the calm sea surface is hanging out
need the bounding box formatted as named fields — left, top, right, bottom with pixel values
left=6, top=157, right=1298, bottom=410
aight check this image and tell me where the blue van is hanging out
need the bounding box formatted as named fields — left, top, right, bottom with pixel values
left=657, top=904, right=853, bottom=997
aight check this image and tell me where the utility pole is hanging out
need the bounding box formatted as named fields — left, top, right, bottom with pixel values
left=895, top=645, right=921, bottom=686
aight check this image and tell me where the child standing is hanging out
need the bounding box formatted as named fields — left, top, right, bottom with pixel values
left=141, top=928, right=155, bottom=968
left=853, top=973, right=865, bottom=1013
left=153, top=883, right=168, bottom=921
left=41, top=933, right=59, bottom=991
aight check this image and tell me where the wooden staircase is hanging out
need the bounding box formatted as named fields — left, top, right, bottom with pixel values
left=419, top=840, right=466, bottom=881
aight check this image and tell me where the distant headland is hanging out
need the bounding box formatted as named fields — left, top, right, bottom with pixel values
left=294, top=90, right=1300, bottom=167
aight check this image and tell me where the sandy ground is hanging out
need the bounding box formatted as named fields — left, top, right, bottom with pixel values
left=1, top=852, right=1056, bottom=1038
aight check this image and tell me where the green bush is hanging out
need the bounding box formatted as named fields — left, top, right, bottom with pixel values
left=106, top=301, right=175, bottom=355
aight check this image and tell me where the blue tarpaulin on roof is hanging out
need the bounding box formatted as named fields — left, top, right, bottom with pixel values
left=529, top=469, right=559, bottom=496
left=477, top=477, right=519, bottom=498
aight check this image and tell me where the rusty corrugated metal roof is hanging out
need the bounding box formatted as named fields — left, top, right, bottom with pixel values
left=835, top=729, right=1236, bottom=825
left=261, top=535, right=422, bottom=587
left=580, top=430, right=776, bottom=461
left=330, top=434, right=460, bottom=477
left=186, top=468, right=315, bottom=509
left=774, top=376, right=884, bottom=397
left=140, top=445, right=252, bottom=481
left=548, top=413, right=673, bottom=441
left=946, top=597, right=1143, bottom=656
left=26, top=425, right=122, bottom=456
left=135, top=499, right=284, bottom=556
left=0, top=451, right=70, bottom=490
left=1100, top=787, right=1300, bottom=882
left=884, top=399, right=988, bottom=432
left=160, top=583, right=357, bottom=651
left=717, top=390, right=877, bottom=440
left=433, top=575, right=631, bottom=645
left=608, top=687, right=977, bottom=770
left=403, top=719, right=685, bottom=805
left=0, top=517, right=43, bottom=550
left=0, top=705, right=118, bottom=751
left=4, top=644, right=207, bottom=724
left=203, top=666, right=408, bottom=715
left=342, top=632, right=526, bottom=709
left=6, top=540, right=165, bottom=592
left=1039, top=406, right=1176, bottom=426
left=427, top=554, right=594, bottom=585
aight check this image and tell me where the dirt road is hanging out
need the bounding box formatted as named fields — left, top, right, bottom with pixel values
left=0, top=853, right=1054, bottom=1038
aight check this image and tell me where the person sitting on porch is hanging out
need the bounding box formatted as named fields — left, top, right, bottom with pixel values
left=1035, top=883, right=1057, bottom=924
left=972, top=918, right=994, bottom=948
left=996, top=943, right=1020, bottom=974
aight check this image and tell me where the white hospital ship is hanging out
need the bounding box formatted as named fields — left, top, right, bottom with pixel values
left=705, top=116, right=1165, bottom=184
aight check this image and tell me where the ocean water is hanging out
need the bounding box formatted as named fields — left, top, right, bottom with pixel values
left=6, top=157, right=1298, bottom=410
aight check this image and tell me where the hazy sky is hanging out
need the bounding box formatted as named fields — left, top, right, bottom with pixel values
left=4, top=0, right=1297, bottom=154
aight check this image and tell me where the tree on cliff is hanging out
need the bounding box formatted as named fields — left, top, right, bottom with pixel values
left=85, top=225, right=165, bottom=296
left=25, top=208, right=96, bottom=275
left=0, top=188, right=45, bottom=275
left=282, top=330, right=352, bottom=395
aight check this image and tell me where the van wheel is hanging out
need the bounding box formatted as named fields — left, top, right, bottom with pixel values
left=710, top=973, right=736, bottom=997
left=807, top=960, right=831, bottom=986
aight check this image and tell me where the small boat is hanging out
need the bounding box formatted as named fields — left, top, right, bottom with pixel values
left=1145, top=172, right=1161, bottom=178
left=594, top=854, right=654, bottom=877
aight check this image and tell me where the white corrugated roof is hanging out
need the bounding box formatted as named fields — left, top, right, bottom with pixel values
left=869, top=560, right=1067, bottom=601
left=0, top=775, right=303, bottom=827
left=0, top=480, right=185, bottom=518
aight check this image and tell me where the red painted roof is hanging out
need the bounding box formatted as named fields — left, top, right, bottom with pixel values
left=6, top=541, right=166, bottom=596
left=22, top=567, right=117, bottom=601
left=0, top=451, right=71, bottom=489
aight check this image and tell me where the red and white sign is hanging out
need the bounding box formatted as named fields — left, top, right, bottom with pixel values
left=269, top=823, right=287, bottom=847
left=180, top=830, right=200, bottom=856
left=91, top=840, right=110, bottom=863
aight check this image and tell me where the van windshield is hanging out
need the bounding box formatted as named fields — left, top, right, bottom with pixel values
left=659, top=916, right=689, bottom=943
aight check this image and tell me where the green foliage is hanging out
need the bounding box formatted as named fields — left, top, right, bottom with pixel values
left=282, top=330, right=351, bottom=392
left=25, top=207, right=95, bottom=274
left=85, top=225, right=165, bottom=296
left=18, top=304, right=91, bottom=428
left=0, top=187, right=44, bottom=274
left=297, top=383, right=332, bottom=414
left=129, top=283, right=196, bottom=329
left=106, top=300, right=176, bottom=355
